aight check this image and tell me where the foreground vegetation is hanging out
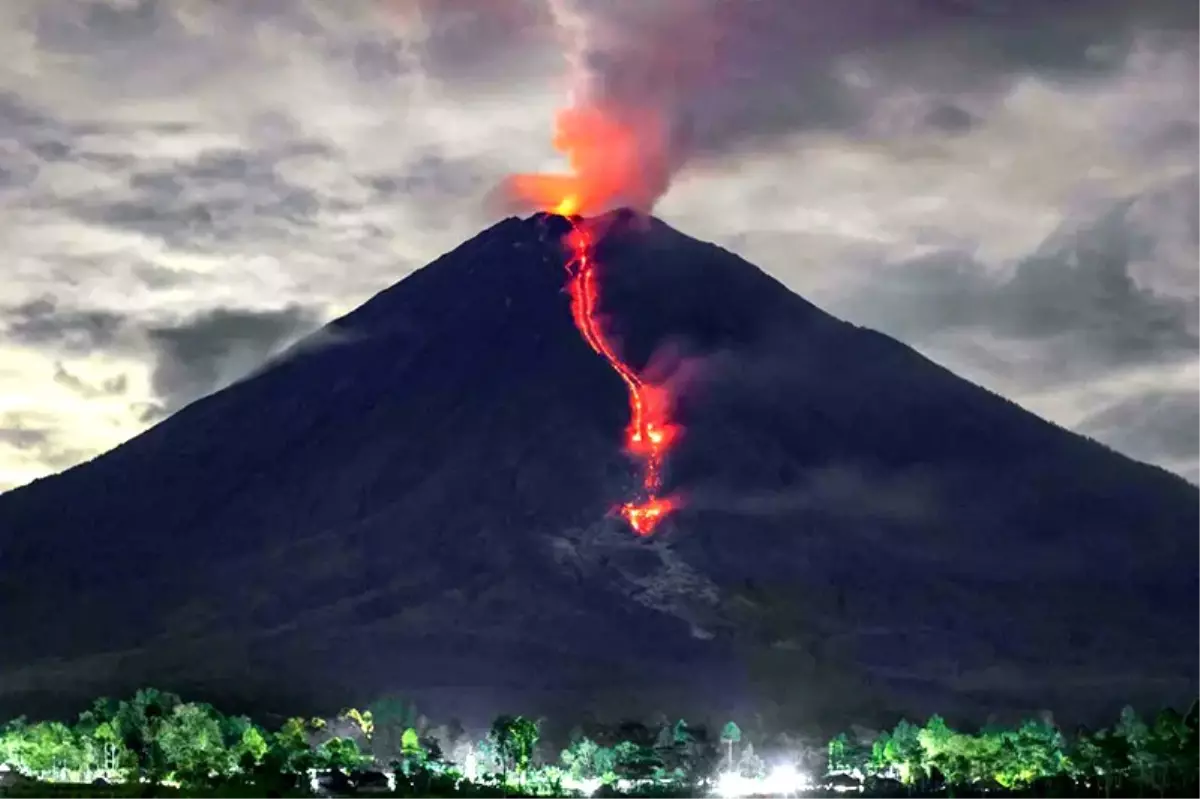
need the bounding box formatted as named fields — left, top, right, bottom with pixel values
left=0, top=689, right=1196, bottom=797
left=826, top=704, right=1198, bottom=796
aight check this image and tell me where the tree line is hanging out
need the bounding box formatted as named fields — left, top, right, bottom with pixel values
left=827, top=703, right=1199, bottom=796
left=0, top=688, right=1196, bottom=797
left=0, top=686, right=739, bottom=791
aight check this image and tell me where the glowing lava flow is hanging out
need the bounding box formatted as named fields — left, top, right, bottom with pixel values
left=560, top=216, right=680, bottom=536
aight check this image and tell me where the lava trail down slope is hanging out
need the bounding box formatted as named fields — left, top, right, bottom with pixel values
left=561, top=217, right=679, bottom=535
left=0, top=210, right=1195, bottom=732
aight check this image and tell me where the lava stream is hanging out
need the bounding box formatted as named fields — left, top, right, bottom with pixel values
left=561, top=217, right=680, bottom=535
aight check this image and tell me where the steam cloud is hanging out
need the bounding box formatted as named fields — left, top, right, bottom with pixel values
left=405, top=0, right=1184, bottom=215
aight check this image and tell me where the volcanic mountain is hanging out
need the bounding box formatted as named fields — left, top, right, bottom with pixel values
left=0, top=211, right=1195, bottom=733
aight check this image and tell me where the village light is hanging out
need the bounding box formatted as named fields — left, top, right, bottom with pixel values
left=762, top=763, right=811, bottom=795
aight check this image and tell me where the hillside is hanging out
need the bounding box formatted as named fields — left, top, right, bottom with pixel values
left=0, top=210, right=1195, bottom=733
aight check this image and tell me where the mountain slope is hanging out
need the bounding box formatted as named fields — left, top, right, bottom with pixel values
left=0, top=210, right=1195, bottom=732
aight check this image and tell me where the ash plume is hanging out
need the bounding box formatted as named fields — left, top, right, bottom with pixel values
left=468, top=0, right=1190, bottom=214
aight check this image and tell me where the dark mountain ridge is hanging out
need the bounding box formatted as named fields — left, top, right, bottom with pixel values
left=0, top=210, right=1195, bottom=733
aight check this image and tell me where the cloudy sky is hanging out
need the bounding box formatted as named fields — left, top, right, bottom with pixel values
left=0, top=0, right=1196, bottom=491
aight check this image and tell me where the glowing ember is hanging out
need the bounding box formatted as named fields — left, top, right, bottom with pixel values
left=561, top=221, right=680, bottom=536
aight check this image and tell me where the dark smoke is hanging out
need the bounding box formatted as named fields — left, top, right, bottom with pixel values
left=409, top=0, right=1193, bottom=210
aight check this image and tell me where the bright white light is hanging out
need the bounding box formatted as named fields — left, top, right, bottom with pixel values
left=715, top=771, right=754, bottom=798
left=715, top=765, right=812, bottom=798
left=762, top=763, right=811, bottom=796
left=560, top=775, right=602, bottom=796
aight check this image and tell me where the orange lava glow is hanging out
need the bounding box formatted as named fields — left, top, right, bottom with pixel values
left=506, top=94, right=679, bottom=534
left=561, top=221, right=680, bottom=536
left=508, top=104, right=671, bottom=217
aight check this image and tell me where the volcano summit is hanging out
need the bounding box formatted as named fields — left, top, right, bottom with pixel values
left=0, top=211, right=1195, bottom=731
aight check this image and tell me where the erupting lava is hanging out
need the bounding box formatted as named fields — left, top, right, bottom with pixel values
left=506, top=97, right=680, bottom=534
left=561, top=219, right=680, bottom=535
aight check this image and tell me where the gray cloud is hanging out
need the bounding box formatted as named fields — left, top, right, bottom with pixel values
left=502, top=0, right=1195, bottom=209
left=52, top=362, right=128, bottom=399
left=4, top=297, right=130, bottom=354
left=66, top=145, right=328, bottom=251
left=0, top=411, right=94, bottom=472
left=407, top=0, right=562, bottom=88
left=838, top=184, right=1199, bottom=386
left=142, top=305, right=324, bottom=417
left=2, top=296, right=322, bottom=419
left=1078, top=389, right=1200, bottom=475
left=391, top=0, right=1200, bottom=214
left=0, top=417, right=50, bottom=452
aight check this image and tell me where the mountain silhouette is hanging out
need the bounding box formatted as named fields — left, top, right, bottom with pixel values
left=0, top=210, right=1195, bottom=733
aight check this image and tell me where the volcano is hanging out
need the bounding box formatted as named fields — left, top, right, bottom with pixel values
left=0, top=211, right=1195, bottom=733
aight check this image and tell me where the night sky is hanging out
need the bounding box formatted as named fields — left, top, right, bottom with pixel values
left=0, top=0, right=1196, bottom=492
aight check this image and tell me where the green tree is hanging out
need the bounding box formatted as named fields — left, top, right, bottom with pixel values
left=270, top=716, right=320, bottom=774
left=1073, top=727, right=1126, bottom=797
left=13, top=721, right=86, bottom=781
left=394, top=726, right=425, bottom=776
left=1115, top=705, right=1150, bottom=788
left=236, top=725, right=269, bottom=769
left=367, top=697, right=428, bottom=767
left=76, top=698, right=130, bottom=778
left=612, top=739, right=661, bottom=781
left=827, top=732, right=849, bottom=775
left=1021, top=718, right=1068, bottom=781
left=318, top=736, right=370, bottom=773
left=1182, top=702, right=1200, bottom=791
left=917, top=715, right=964, bottom=784
left=719, top=721, right=741, bottom=772
left=90, top=720, right=125, bottom=776
left=561, top=737, right=616, bottom=782
left=827, top=730, right=872, bottom=779
left=488, top=715, right=540, bottom=782
left=401, top=727, right=422, bottom=757
left=868, top=730, right=893, bottom=779
left=0, top=718, right=31, bottom=774
left=155, top=702, right=232, bottom=786
left=653, top=719, right=702, bottom=782
left=1142, top=708, right=1192, bottom=795
left=888, top=718, right=925, bottom=785
left=342, top=708, right=374, bottom=740
left=113, top=687, right=183, bottom=784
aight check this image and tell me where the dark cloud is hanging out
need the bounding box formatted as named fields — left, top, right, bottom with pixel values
left=838, top=191, right=1199, bottom=384
left=482, top=0, right=1196, bottom=212
left=3, top=297, right=130, bottom=354
left=1078, top=389, right=1200, bottom=480
left=586, top=0, right=1188, bottom=151
left=3, top=296, right=323, bottom=419
left=143, top=305, right=323, bottom=416
left=923, top=103, right=976, bottom=135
